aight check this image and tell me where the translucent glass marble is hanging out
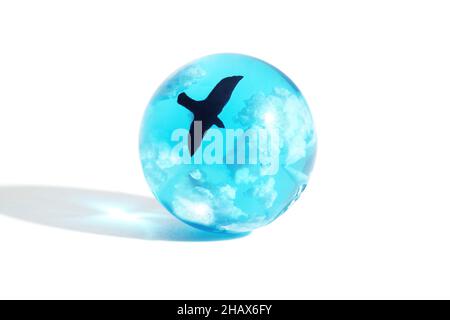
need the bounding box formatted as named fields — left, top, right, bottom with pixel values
left=140, top=53, right=316, bottom=233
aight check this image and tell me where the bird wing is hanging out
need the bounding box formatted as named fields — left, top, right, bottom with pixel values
left=178, top=92, right=200, bottom=114
left=206, top=76, right=243, bottom=114
left=188, top=120, right=214, bottom=156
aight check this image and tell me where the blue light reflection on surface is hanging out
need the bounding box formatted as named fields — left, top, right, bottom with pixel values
left=0, top=186, right=248, bottom=241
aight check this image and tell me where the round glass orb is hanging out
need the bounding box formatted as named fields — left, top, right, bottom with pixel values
left=140, top=53, right=316, bottom=233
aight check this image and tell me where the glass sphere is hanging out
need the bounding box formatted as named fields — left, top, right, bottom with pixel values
left=140, top=53, right=316, bottom=233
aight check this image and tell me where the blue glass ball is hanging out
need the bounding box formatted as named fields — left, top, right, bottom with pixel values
left=140, top=53, right=316, bottom=233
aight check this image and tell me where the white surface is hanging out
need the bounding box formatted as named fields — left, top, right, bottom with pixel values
left=0, top=0, right=449, bottom=299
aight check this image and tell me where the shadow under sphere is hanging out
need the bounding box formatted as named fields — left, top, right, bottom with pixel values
left=0, top=186, right=248, bottom=242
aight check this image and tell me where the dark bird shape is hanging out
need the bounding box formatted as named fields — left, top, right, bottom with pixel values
left=177, top=75, right=243, bottom=156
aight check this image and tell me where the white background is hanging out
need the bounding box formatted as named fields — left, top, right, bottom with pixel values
left=0, top=0, right=449, bottom=299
